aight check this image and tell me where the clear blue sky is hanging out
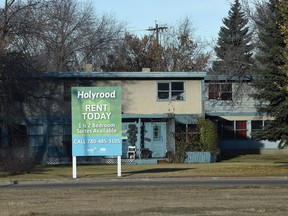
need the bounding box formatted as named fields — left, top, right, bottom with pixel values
left=91, top=0, right=232, bottom=42
left=0, top=0, right=232, bottom=42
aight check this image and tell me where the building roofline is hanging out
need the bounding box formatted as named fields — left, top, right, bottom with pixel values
left=44, top=71, right=207, bottom=79
left=205, top=75, right=255, bottom=81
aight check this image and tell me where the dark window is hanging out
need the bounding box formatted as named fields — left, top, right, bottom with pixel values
left=218, top=120, right=247, bottom=140
left=208, top=84, right=220, bottom=99
left=208, top=83, right=232, bottom=100
left=175, top=123, right=200, bottom=143
left=153, top=126, right=161, bottom=141
left=157, top=83, right=170, bottom=100
left=251, top=120, right=266, bottom=138
left=220, top=121, right=234, bottom=140
left=48, top=124, right=72, bottom=157
left=251, top=120, right=263, bottom=130
left=221, top=84, right=232, bottom=100
left=8, top=125, right=28, bottom=147
left=171, top=82, right=185, bottom=100
left=157, top=81, right=185, bottom=101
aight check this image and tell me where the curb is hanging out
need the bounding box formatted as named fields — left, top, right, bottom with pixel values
left=1, top=176, right=288, bottom=187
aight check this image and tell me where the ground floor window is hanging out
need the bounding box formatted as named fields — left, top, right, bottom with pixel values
left=220, top=121, right=234, bottom=139
left=251, top=120, right=271, bottom=138
left=218, top=120, right=248, bottom=140
left=48, top=124, right=71, bottom=157
left=0, top=125, right=28, bottom=147
left=28, top=125, right=44, bottom=147
left=218, top=119, right=272, bottom=140
left=8, top=125, right=28, bottom=146
left=175, top=123, right=200, bottom=142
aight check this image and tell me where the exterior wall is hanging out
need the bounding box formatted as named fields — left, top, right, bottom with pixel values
left=45, top=79, right=204, bottom=116
left=121, top=80, right=203, bottom=115
left=204, top=82, right=258, bottom=113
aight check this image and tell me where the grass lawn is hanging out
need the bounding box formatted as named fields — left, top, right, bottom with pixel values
left=1, top=185, right=288, bottom=216
left=1, top=154, right=288, bottom=216
left=0, top=154, right=288, bottom=180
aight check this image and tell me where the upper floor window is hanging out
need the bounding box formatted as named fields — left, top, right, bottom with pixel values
left=208, top=83, right=232, bottom=100
left=157, top=81, right=185, bottom=101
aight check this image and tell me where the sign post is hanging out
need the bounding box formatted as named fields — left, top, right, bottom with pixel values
left=72, top=156, right=77, bottom=178
left=71, top=86, right=122, bottom=178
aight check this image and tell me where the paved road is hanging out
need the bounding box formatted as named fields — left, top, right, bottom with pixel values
left=2, top=177, right=288, bottom=189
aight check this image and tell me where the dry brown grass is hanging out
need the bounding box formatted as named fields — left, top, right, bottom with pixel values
left=1, top=186, right=288, bottom=216
left=0, top=154, right=288, bottom=180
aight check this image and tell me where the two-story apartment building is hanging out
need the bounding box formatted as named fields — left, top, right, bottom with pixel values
left=9, top=71, right=206, bottom=163
left=1, top=72, right=282, bottom=164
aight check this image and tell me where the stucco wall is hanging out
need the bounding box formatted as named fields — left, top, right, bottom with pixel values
left=121, top=80, right=203, bottom=115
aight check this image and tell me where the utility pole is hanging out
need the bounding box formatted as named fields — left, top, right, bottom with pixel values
left=147, top=22, right=168, bottom=46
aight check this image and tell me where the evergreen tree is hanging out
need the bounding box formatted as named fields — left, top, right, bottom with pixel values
left=212, top=0, right=254, bottom=78
left=253, top=0, right=288, bottom=148
left=276, top=0, right=288, bottom=89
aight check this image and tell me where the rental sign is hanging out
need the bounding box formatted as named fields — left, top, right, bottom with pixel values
left=71, top=86, right=122, bottom=156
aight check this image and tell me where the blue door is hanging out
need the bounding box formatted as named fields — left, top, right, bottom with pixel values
left=144, top=122, right=167, bottom=158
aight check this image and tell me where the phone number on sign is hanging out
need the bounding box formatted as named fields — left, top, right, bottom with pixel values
left=73, top=138, right=121, bottom=144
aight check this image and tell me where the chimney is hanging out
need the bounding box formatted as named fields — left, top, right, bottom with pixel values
left=142, top=68, right=151, bottom=72
left=84, top=64, right=93, bottom=72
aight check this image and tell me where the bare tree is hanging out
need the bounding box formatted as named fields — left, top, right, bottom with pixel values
left=103, top=17, right=211, bottom=72
left=0, top=0, right=125, bottom=71
left=0, top=0, right=50, bottom=127
left=0, top=0, right=42, bottom=52
left=34, top=0, right=125, bottom=71
left=162, top=17, right=211, bottom=71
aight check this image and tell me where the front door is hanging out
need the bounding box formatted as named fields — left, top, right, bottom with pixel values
left=143, top=122, right=166, bottom=158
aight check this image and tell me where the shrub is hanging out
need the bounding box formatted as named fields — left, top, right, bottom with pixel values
left=197, top=117, right=219, bottom=152
left=170, top=116, right=219, bottom=163
left=0, top=140, right=37, bottom=175
left=127, top=124, right=138, bottom=146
